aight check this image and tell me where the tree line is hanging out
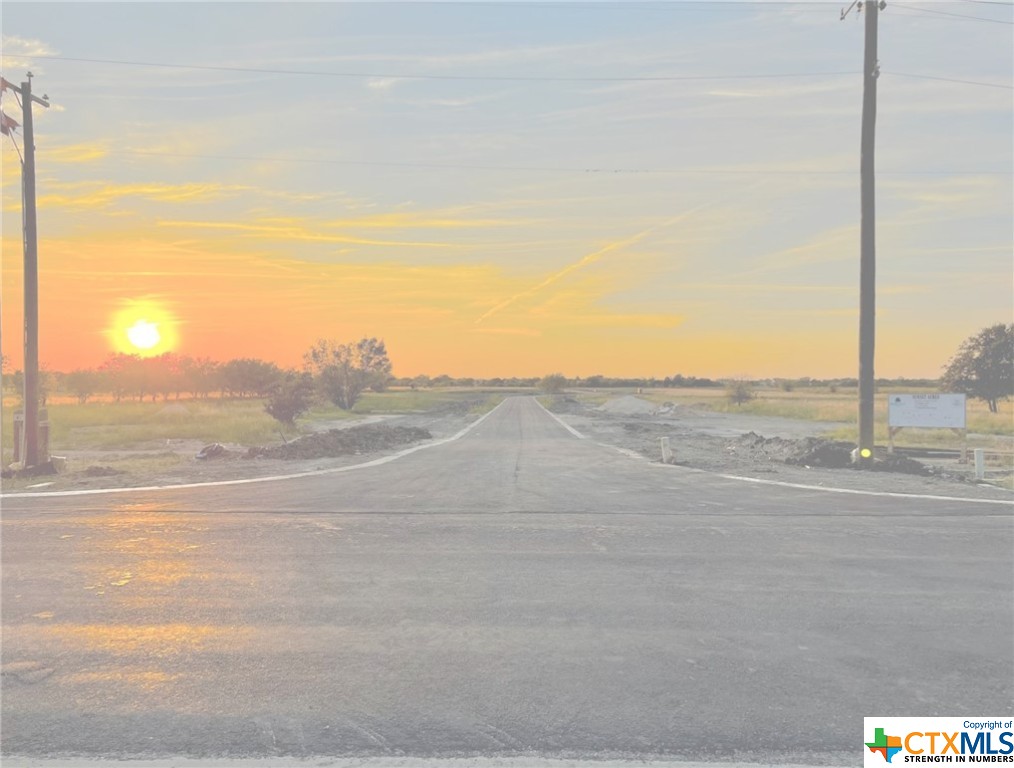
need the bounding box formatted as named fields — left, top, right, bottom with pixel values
left=1, top=323, right=1010, bottom=413
left=0, top=338, right=393, bottom=409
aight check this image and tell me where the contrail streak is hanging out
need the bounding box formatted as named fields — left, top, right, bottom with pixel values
left=475, top=206, right=706, bottom=325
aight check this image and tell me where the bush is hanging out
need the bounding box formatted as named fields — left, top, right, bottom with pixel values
left=726, top=378, right=754, bottom=406
left=265, top=372, right=315, bottom=440
left=539, top=373, right=568, bottom=394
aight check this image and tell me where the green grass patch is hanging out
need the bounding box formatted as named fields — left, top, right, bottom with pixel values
left=2, top=399, right=285, bottom=457
left=352, top=388, right=511, bottom=415
left=352, top=388, right=464, bottom=414
left=0, top=388, right=518, bottom=461
left=469, top=394, right=507, bottom=415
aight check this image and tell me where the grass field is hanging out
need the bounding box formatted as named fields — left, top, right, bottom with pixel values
left=572, top=386, right=1014, bottom=448
left=0, top=388, right=511, bottom=465
left=351, top=388, right=501, bottom=415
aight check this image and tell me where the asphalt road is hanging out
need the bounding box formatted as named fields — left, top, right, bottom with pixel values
left=3, top=396, right=1012, bottom=765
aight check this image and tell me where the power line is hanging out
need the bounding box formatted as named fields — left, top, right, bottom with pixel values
left=886, top=71, right=1014, bottom=89
left=5, top=54, right=1006, bottom=91
left=1, top=53, right=858, bottom=84
left=115, top=148, right=1012, bottom=175
left=891, top=3, right=1014, bottom=23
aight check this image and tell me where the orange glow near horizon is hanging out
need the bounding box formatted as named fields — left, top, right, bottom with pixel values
left=0, top=233, right=991, bottom=379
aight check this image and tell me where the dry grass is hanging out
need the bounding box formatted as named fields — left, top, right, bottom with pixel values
left=0, top=389, right=512, bottom=464
left=469, top=394, right=508, bottom=415
left=0, top=451, right=189, bottom=492
left=570, top=386, right=1013, bottom=449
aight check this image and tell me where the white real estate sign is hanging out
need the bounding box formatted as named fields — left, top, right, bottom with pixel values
left=888, top=393, right=966, bottom=429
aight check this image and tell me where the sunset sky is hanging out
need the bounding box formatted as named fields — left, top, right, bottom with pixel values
left=1, top=1, right=1011, bottom=379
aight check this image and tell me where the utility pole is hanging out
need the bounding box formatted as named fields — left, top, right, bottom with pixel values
left=842, top=0, right=884, bottom=466
left=5, top=74, right=50, bottom=468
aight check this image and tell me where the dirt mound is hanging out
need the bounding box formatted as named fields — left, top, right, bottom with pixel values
left=731, top=432, right=934, bottom=475
left=247, top=424, right=431, bottom=461
left=871, top=454, right=933, bottom=476
left=195, top=443, right=243, bottom=461
left=787, top=438, right=855, bottom=469
left=597, top=396, right=656, bottom=416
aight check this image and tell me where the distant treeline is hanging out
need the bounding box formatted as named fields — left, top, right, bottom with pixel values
left=0, top=352, right=941, bottom=406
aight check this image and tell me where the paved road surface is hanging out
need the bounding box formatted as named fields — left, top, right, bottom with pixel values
left=3, top=397, right=1012, bottom=764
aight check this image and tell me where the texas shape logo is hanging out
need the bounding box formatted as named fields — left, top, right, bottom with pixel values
left=867, top=727, right=904, bottom=762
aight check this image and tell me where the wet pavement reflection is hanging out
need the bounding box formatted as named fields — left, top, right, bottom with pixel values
left=3, top=501, right=253, bottom=705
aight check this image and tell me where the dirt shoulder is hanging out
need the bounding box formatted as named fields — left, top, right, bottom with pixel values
left=546, top=394, right=1013, bottom=502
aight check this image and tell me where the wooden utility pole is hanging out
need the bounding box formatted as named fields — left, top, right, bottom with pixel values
left=7, top=75, right=50, bottom=467
left=843, top=0, right=884, bottom=466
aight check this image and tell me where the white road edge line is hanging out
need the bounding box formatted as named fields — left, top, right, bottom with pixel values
left=531, top=396, right=586, bottom=438
left=597, top=443, right=645, bottom=460
left=714, top=472, right=1014, bottom=506
left=0, top=397, right=511, bottom=499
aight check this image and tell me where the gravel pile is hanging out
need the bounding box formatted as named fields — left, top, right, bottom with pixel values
left=731, top=432, right=935, bottom=475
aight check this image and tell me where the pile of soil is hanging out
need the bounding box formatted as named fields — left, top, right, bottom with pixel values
left=730, top=432, right=933, bottom=476
left=195, top=444, right=244, bottom=461
left=246, top=424, right=432, bottom=461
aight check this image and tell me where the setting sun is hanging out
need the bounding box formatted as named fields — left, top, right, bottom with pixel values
left=126, top=320, right=161, bottom=350
left=108, top=298, right=179, bottom=358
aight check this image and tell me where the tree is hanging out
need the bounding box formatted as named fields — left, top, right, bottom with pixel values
left=219, top=358, right=282, bottom=398
left=99, top=354, right=150, bottom=402
left=265, top=371, right=315, bottom=441
left=179, top=356, right=219, bottom=399
left=725, top=378, right=754, bottom=406
left=304, top=337, right=392, bottom=410
left=539, top=373, right=567, bottom=394
left=146, top=353, right=188, bottom=401
left=941, top=323, right=1014, bottom=413
left=65, top=369, right=101, bottom=404
left=356, top=337, right=393, bottom=392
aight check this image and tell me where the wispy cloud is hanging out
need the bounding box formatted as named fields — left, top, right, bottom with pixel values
left=882, top=175, right=1008, bottom=210
left=747, top=224, right=858, bottom=276
left=0, top=34, right=57, bottom=71
left=323, top=211, right=525, bottom=230
left=157, top=219, right=465, bottom=249
left=44, top=142, right=109, bottom=164
left=35, top=182, right=252, bottom=210
left=475, top=211, right=700, bottom=324
left=367, top=77, right=403, bottom=91
left=470, top=327, right=542, bottom=337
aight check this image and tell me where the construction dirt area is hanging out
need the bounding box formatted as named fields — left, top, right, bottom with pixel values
left=3, top=393, right=1012, bottom=501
